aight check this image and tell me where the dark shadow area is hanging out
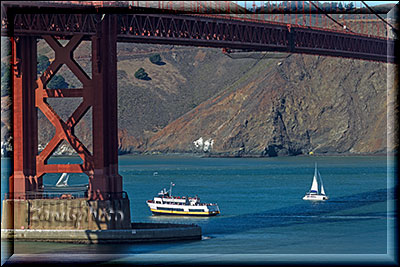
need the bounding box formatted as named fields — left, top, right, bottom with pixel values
left=1, top=241, right=14, bottom=266
left=137, top=76, right=152, bottom=81
left=152, top=61, right=166, bottom=66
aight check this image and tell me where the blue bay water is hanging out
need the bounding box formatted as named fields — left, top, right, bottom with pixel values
left=1, top=155, right=397, bottom=262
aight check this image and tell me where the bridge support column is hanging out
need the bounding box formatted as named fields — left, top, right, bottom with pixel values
left=90, top=14, right=123, bottom=201
left=3, top=15, right=131, bottom=232
left=9, top=36, right=41, bottom=199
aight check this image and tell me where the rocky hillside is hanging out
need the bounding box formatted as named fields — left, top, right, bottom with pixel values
left=1, top=37, right=394, bottom=157
left=145, top=53, right=390, bottom=156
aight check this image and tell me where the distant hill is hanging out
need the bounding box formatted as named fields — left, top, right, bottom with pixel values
left=1, top=21, right=395, bottom=157
left=144, top=52, right=390, bottom=156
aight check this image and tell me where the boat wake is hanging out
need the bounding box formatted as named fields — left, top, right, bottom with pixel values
left=262, top=215, right=389, bottom=220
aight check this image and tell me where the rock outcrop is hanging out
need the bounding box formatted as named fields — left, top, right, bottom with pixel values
left=144, top=53, right=390, bottom=156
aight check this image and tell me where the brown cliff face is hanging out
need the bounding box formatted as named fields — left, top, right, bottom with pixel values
left=144, top=53, right=389, bottom=156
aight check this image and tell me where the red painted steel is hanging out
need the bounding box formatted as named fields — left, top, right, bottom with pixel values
left=10, top=36, right=41, bottom=199
left=1, top=2, right=390, bottom=39
left=90, top=14, right=122, bottom=200
left=35, top=34, right=93, bottom=179
left=9, top=14, right=123, bottom=200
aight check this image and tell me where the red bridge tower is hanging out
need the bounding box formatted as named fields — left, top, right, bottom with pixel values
left=3, top=14, right=131, bottom=230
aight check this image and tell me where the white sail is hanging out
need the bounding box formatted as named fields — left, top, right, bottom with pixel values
left=320, top=183, right=326, bottom=195
left=310, top=165, right=319, bottom=192
left=318, top=171, right=326, bottom=195
left=55, top=173, right=69, bottom=187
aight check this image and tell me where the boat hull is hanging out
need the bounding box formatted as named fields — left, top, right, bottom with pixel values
left=150, top=208, right=220, bottom=217
left=303, top=194, right=328, bottom=201
left=147, top=201, right=220, bottom=217
left=146, top=192, right=220, bottom=217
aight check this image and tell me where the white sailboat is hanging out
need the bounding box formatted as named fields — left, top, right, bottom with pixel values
left=43, top=173, right=88, bottom=192
left=55, top=172, right=70, bottom=187
left=303, top=163, right=328, bottom=201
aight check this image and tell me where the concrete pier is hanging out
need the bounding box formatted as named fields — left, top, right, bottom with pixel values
left=1, top=199, right=202, bottom=243
left=1, top=198, right=132, bottom=230
left=1, top=223, right=202, bottom=244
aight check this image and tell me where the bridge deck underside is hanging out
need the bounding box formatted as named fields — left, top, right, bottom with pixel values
left=2, top=12, right=394, bottom=62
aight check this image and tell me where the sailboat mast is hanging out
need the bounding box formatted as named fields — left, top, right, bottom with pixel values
left=315, top=163, right=318, bottom=177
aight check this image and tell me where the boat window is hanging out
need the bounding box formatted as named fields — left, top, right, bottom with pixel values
left=157, top=207, right=173, bottom=211
left=173, top=208, right=184, bottom=212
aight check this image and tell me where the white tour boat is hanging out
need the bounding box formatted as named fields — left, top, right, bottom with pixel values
left=146, top=182, right=220, bottom=216
left=303, top=163, right=329, bottom=201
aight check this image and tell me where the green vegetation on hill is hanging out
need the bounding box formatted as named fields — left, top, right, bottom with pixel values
left=134, top=67, right=150, bottom=80
left=47, top=75, right=70, bottom=89
left=149, top=54, right=163, bottom=65
left=37, top=54, right=50, bottom=74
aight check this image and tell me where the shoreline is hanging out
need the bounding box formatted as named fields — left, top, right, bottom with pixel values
left=200, top=152, right=393, bottom=158
left=1, top=151, right=394, bottom=161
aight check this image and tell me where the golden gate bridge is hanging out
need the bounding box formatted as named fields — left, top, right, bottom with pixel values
left=0, top=1, right=397, bottom=233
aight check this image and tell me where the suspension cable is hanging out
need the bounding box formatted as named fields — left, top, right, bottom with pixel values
left=361, top=1, right=396, bottom=30
left=309, top=1, right=354, bottom=33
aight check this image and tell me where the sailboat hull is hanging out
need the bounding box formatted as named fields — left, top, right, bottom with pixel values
left=302, top=194, right=328, bottom=201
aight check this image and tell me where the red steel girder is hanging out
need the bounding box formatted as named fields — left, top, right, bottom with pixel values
left=2, top=11, right=393, bottom=62
left=10, top=36, right=41, bottom=199
left=35, top=34, right=93, bottom=178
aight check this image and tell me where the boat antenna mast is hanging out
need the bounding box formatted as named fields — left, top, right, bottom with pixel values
left=169, top=182, right=175, bottom=196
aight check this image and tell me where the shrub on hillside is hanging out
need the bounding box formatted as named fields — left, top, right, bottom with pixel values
left=149, top=54, right=165, bottom=65
left=37, top=55, right=50, bottom=74
left=47, top=75, right=69, bottom=89
left=134, top=68, right=150, bottom=80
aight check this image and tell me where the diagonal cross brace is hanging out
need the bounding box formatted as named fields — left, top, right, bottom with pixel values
left=35, top=34, right=94, bottom=177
